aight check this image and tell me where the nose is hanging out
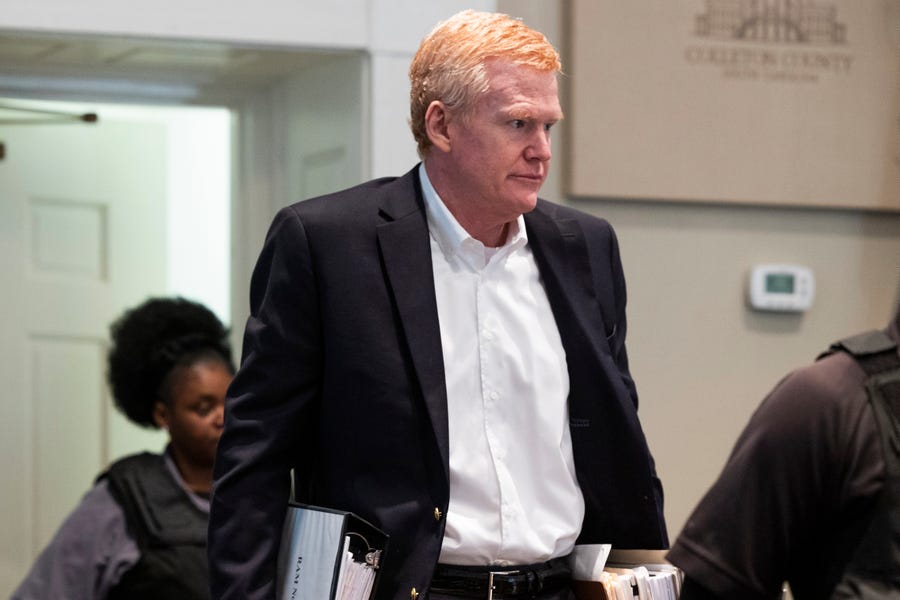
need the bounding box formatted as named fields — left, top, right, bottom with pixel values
left=525, top=129, right=552, bottom=162
left=213, top=402, right=225, bottom=428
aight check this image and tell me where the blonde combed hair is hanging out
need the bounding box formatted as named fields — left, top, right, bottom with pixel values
left=409, top=10, right=561, bottom=158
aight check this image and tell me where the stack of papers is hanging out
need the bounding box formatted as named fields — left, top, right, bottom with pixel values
left=334, top=536, right=378, bottom=600
left=275, top=504, right=387, bottom=600
left=570, top=546, right=682, bottom=600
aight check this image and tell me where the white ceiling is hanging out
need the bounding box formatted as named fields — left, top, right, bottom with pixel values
left=0, top=29, right=350, bottom=104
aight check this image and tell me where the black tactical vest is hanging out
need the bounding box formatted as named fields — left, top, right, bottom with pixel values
left=103, top=452, right=211, bottom=600
left=821, top=330, right=900, bottom=599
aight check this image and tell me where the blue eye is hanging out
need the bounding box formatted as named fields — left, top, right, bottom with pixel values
left=511, top=119, right=525, bottom=129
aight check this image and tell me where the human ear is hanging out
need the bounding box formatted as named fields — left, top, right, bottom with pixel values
left=152, top=401, right=169, bottom=431
left=424, top=100, right=452, bottom=153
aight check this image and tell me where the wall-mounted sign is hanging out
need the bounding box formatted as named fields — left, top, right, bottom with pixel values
left=569, top=0, right=900, bottom=211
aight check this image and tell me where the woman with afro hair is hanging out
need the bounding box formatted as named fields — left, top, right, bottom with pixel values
left=13, top=297, right=234, bottom=600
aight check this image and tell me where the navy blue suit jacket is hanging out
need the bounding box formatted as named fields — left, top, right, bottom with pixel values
left=208, top=166, right=668, bottom=600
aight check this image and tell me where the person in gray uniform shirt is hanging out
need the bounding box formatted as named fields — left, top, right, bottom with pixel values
left=12, top=297, right=234, bottom=600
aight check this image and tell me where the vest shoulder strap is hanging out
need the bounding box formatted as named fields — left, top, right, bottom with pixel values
left=819, top=329, right=899, bottom=377
left=822, top=330, right=900, bottom=596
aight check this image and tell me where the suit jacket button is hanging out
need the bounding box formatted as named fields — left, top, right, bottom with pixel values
left=410, top=587, right=419, bottom=599
left=434, top=507, right=442, bottom=521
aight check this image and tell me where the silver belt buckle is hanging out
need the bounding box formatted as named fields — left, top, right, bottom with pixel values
left=487, top=569, right=519, bottom=600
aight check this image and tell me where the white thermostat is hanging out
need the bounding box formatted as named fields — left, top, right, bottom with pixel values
left=748, top=264, right=815, bottom=312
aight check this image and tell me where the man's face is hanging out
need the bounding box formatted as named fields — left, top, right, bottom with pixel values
left=444, top=59, right=562, bottom=230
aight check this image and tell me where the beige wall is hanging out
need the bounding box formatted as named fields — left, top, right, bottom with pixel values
left=578, top=200, right=900, bottom=539
left=502, top=1, right=900, bottom=539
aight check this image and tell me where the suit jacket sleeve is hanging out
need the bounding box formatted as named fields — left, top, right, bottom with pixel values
left=529, top=204, right=667, bottom=548
left=208, top=205, right=322, bottom=600
left=586, top=217, right=667, bottom=544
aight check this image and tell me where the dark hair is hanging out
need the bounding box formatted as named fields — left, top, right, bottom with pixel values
left=107, top=297, right=234, bottom=428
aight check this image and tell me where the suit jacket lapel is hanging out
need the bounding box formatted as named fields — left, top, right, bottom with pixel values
left=525, top=205, right=612, bottom=363
left=375, top=168, right=450, bottom=482
left=373, top=187, right=611, bottom=486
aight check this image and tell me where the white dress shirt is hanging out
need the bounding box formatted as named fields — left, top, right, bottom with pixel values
left=419, top=164, right=585, bottom=566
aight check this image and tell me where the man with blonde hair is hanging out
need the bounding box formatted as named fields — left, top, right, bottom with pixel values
left=210, top=10, right=667, bottom=600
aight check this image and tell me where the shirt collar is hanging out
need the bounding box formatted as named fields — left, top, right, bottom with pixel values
left=163, top=445, right=210, bottom=512
left=418, top=163, right=528, bottom=266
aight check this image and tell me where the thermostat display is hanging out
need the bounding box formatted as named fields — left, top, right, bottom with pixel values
left=749, top=264, right=814, bottom=312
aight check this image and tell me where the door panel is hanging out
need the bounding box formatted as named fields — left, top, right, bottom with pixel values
left=30, top=335, right=106, bottom=546
left=0, top=119, right=168, bottom=592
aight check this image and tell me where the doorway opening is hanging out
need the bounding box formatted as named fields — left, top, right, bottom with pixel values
left=0, top=32, right=364, bottom=593
left=1, top=98, right=232, bottom=321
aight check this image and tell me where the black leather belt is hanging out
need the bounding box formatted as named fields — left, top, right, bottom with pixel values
left=429, top=556, right=572, bottom=599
